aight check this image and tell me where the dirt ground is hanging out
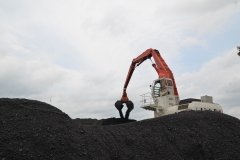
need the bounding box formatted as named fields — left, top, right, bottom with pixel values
left=0, top=98, right=240, bottom=160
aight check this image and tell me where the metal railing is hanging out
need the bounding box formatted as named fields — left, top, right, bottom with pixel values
left=140, top=92, right=153, bottom=106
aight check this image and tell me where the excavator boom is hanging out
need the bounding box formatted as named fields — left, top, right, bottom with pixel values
left=115, top=48, right=178, bottom=120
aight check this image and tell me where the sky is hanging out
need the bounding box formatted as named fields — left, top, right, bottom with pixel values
left=0, top=0, right=240, bottom=120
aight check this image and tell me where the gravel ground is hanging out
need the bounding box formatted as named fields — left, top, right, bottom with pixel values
left=0, top=98, right=240, bottom=160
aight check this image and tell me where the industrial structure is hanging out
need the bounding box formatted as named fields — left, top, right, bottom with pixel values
left=115, top=49, right=222, bottom=119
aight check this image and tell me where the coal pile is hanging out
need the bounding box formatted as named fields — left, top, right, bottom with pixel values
left=1, top=98, right=240, bottom=160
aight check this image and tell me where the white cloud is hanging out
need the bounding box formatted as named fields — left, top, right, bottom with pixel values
left=0, top=52, right=67, bottom=96
left=226, top=106, right=240, bottom=119
left=177, top=48, right=240, bottom=117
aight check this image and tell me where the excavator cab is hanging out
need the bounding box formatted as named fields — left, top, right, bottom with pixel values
left=152, top=78, right=174, bottom=97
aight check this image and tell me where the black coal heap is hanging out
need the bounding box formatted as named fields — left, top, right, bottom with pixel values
left=0, top=98, right=240, bottom=160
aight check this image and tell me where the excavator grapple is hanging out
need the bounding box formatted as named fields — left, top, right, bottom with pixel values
left=115, top=100, right=134, bottom=120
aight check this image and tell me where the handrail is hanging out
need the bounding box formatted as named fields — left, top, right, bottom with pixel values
left=140, top=92, right=153, bottom=106
left=140, top=92, right=151, bottom=96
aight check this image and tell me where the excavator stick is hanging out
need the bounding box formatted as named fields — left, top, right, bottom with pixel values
left=115, top=100, right=134, bottom=120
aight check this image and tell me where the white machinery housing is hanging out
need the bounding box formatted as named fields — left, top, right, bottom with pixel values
left=141, top=78, right=223, bottom=118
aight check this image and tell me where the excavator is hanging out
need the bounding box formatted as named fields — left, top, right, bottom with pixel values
left=115, top=48, right=223, bottom=120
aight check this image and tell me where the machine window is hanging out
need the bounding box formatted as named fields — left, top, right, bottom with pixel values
left=167, top=80, right=173, bottom=86
left=160, top=79, right=168, bottom=93
left=160, top=79, right=166, bottom=88
left=153, top=81, right=160, bottom=97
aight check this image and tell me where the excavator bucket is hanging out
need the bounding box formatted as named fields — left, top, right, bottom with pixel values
left=115, top=100, right=134, bottom=120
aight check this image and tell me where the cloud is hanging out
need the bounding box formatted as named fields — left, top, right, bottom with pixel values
left=176, top=48, right=240, bottom=116
left=226, top=106, right=240, bottom=119
left=0, top=51, right=67, bottom=96
left=163, top=0, right=238, bottom=14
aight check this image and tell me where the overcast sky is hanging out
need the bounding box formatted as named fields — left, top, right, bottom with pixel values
left=0, top=0, right=240, bottom=120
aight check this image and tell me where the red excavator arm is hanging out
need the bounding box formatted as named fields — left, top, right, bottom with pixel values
left=115, top=48, right=178, bottom=120
left=121, top=48, right=178, bottom=100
